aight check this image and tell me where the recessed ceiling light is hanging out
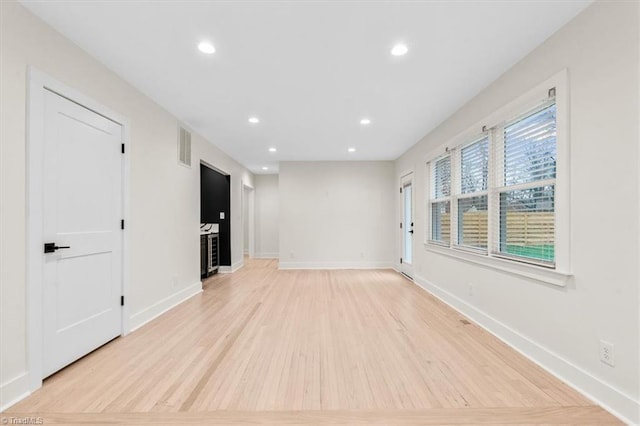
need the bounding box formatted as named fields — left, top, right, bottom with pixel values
left=391, top=43, right=408, bottom=56
left=262, top=166, right=269, bottom=170
left=360, top=118, right=371, bottom=125
left=268, top=147, right=277, bottom=153
left=197, top=41, right=216, bottom=54
left=248, top=117, right=260, bottom=124
left=348, top=147, right=356, bottom=153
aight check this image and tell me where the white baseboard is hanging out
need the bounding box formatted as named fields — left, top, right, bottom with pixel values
left=254, top=252, right=279, bottom=259
left=232, top=260, right=244, bottom=272
left=0, top=372, right=30, bottom=412
left=129, top=281, right=202, bottom=332
left=412, top=273, right=640, bottom=426
left=278, top=260, right=393, bottom=270
left=219, top=259, right=244, bottom=274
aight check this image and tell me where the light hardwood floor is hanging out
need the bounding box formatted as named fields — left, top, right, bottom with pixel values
left=7, top=259, right=620, bottom=424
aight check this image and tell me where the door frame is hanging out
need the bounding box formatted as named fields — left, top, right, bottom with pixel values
left=241, top=183, right=255, bottom=258
left=199, top=161, right=234, bottom=270
left=26, top=67, right=130, bottom=392
left=399, top=170, right=414, bottom=277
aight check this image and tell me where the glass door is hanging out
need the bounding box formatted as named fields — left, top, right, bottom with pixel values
left=401, top=174, right=414, bottom=278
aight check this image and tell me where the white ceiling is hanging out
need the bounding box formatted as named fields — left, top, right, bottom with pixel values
left=21, top=0, right=591, bottom=174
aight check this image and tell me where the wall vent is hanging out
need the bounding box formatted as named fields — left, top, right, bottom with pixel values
left=178, top=127, right=192, bottom=167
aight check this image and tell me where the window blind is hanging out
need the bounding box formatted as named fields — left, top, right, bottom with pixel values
left=434, top=156, right=451, bottom=199
left=431, top=201, right=451, bottom=244
left=461, top=137, right=489, bottom=194
left=497, top=102, right=557, bottom=265
left=458, top=138, right=489, bottom=250
left=503, top=104, right=556, bottom=186
left=430, top=155, right=451, bottom=244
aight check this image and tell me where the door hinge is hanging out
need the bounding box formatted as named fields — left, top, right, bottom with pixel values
left=121, top=219, right=125, bottom=230
left=400, top=258, right=403, bottom=264
left=400, top=187, right=403, bottom=193
left=121, top=143, right=125, bottom=154
left=400, top=222, right=402, bottom=229
left=121, top=296, right=124, bottom=306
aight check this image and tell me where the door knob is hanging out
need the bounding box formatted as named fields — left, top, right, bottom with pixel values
left=44, top=243, right=71, bottom=253
left=408, top=230, right=414, bottom=234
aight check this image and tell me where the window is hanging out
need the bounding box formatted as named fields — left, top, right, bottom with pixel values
left=497, top=104, right=556, bottom=264
left=457, top=137, right=489, bottom=251
left=426, top=79, right=565, bottom=273
left=429, top=156, right=451, bottom=245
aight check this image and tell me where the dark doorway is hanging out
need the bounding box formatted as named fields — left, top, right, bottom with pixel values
left=200, top=164, right=231, bottom=266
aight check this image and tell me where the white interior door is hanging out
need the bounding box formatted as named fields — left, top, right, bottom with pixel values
left=400, top=174, right=414, bottom=278
left=243, top=188, right=249, bottom=255
left=42, top=89, right=123, bottom=377
left=242, top=185, right=255, bottom=258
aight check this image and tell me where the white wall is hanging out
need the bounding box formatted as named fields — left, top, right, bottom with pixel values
left=395, top=1, right=639, bottom=423
left=0, top=0, right=253, bottom=408
left=254, top=175, right=279, bottom=258
left=279, top=162, right=395, bottom=269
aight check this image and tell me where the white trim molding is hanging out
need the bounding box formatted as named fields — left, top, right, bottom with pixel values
left=241, top=183, right=256, bottom=259
left=0, top=373, right=30, bottom=412
left=412, top=273, right=639, bottom=425
left=278, top=261, right=393, bottom=270
left=425, top=243, right=572, bottom=287
left=219, top=259, right=244, bottom=274
left=398, top=171, right=415, bottom=278
left=254, top=252, right=279, bottom=259
left=129, top=282, right=202, bottom=332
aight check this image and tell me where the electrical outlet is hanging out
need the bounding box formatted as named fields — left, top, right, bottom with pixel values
left=599, top=340, right=615, bottom=367
left=468, top=283, right=474, bottom=296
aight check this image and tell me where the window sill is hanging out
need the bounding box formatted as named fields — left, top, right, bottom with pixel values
left=423, top=243, right=572, bottom=287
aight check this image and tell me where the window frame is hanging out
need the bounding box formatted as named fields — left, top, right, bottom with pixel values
left=454, top=135, right=490, bottom=254
left=424, top=70, right=571, bottom=285
left=428, top=153, right=452, bottom=247
left=492, top=100, right=557, bottom=267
